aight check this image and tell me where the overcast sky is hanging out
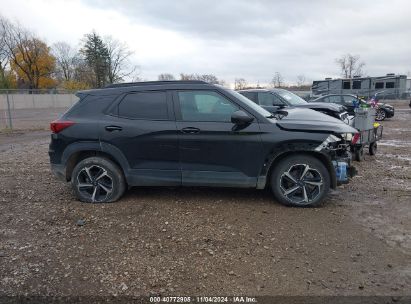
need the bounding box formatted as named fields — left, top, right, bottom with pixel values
left=1, top=0, right=410, bottom=85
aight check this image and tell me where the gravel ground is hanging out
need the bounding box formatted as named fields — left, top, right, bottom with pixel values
left=0, top=105, right=410, bottom=297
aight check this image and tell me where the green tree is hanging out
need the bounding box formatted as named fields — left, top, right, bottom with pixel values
left=1, top=16, right=55, bottom=90
left=80, top=31, right=109, bottom=88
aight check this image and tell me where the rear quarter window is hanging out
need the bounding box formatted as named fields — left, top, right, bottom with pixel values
left=66, top=95, right=117, bottom=118
left=118, top=91, right=168, bottom=120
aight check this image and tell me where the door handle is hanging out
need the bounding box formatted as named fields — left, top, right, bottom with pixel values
left=181, top=127, right=200, bottom=134
left=105, top=125, right=123, bottom=132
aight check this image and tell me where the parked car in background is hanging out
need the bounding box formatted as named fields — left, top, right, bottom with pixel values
left=310, top=94, right=394, bottom=121
left=49, top=81, right=358, bottom=207
left=238, top=89, right=350, bottom=124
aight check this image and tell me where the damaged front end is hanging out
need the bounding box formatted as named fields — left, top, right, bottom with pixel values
left=316, top=134, right=357, bottom=185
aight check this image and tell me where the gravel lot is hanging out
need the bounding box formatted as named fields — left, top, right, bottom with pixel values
left=0, top=104, right=410, bottom=298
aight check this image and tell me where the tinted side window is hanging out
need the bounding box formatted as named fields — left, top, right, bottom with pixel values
left=342, top=95, right=357, bottom=105
left=258, top=92, right=284, bottom=106
left=118, top=91, right=168, bottom=120
left=328, top=95, right=342, bottom=104
left=178, top=91, right=239, bottom=122
left=240, top=92, right=257, bottom=103
left=68, top=95, right=114, bottom=118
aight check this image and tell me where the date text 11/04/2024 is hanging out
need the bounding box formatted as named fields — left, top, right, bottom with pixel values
left=149, top=296, right=257, bottom=303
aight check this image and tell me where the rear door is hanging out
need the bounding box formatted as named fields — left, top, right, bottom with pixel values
left=173, top=89, right=264, bottom=188
left=100, top=90, right=180, bottom=186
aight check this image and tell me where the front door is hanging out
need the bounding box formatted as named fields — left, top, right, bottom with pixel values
left=258, top=92, right=286, bottom=112
left=173, top=90, right=264, bottom=188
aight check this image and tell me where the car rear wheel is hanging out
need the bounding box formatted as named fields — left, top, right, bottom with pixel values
left=375, top=109, right=386, bottom=121
left=270, top=155, right=330, bottom=207
left=71, top=157, right=126, bottom=203
left=369, top=142, right=377, bottom=156
left=354, top=146, right=364, bottom=161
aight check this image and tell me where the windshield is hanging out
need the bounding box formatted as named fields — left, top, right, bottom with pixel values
left=225, top=89, right=273, bottom=117
left=277, top=90, right=307, bottom=106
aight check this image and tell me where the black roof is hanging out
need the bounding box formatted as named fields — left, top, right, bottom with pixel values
left=78, top=80, right=213, bottom=96
left=238, top=88, right=287, bottom=93
left=105, top=80, right=207, bottom=88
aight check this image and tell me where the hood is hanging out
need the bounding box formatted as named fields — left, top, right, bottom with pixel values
left=274, top=108, right=358, bottom=134
left=378, top=102, right=393, bottom=109
left=296, top=102, right=345, bottom=112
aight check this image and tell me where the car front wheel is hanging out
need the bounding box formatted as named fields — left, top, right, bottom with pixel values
left=270, top=155, right=330, bottom=207
left=71, top=157, right=126, bottom=203
left=375, top=109, right=386, bottom=121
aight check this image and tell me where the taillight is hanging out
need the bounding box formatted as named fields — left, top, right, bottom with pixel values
left=351, top=133, right=360, bottom=145
left=50, top=120, right=75, bottom=133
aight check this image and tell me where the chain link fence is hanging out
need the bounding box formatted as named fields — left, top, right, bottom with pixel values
left=0, top=89, right=79, bottom=131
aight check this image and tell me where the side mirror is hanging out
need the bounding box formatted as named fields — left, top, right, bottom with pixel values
left=231, top=110, right=254, bottom=125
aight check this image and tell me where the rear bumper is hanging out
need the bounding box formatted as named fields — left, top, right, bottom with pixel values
left=384, top=108, right=394, bottom=118
left=50, top=163, right=66, bottom=182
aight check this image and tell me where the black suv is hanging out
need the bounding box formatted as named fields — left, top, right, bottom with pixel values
left=49, top=81, right=357, bottom=207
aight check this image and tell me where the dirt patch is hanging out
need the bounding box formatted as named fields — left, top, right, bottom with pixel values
left=0, top=113, right=410, bottom=297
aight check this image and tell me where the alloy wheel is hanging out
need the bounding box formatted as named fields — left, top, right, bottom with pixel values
left=76, top=165, right=113, bottom=202
left=376, top=109, right=386, bottom=121
left=280, top=164, right=323, bottom=205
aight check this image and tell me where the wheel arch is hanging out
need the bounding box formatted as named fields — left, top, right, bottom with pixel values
left=62, top=142, right=130, bottom=182
left=259, top=149, right=337, bottom=190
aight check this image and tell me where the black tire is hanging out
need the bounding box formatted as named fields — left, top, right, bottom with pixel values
left=375, top=109, right=386, bottom=121
left=71, top=157, right=126, bottom=203
left=369, top=142, right=377, bottom=156
left=354, top=146, right=364, bottom=162
left=270, top=155, right=330, bottom=207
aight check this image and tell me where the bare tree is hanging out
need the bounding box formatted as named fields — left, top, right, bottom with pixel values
left=198, top=74, right=219, bottom=84
left=336, top=53, right=365, bottom=78
left=218, top=79, right=228, bottom=87
left=131, top=75, right=144, bottom=82
left=271, top=72, right=284, bottom=88
left=104, top=36, right=137, bottom=83
left=0, top=20, right=7, bottom=68
left=52, top=42, right=79, bottom=81
left=296, top=74, right=306, bottom=87
left=179, top=73, right=195, bottom=80
left=179, top=73, right=220, bottom=84
left=158, top=73, right=175, bottom=80
left=0, top=17, right=10, bottom=87
left=234, top=78, right=247, bottom=90
left=0, top=16, right=55, bottom=90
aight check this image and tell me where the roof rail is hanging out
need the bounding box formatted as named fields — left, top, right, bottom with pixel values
left=105, top=80, right=208, bottom=88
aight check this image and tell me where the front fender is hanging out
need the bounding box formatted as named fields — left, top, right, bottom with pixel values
left=256, top=142, right=337, bottom=190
